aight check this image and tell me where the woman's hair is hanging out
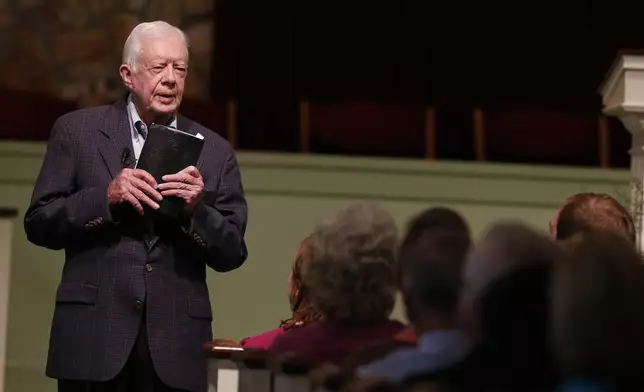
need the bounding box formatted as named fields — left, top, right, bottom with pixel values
left=554, top=193, right=635, bottom=244
left=302, top=202, right=399, bottom=323
left=281, top=236, right=322, bottom=328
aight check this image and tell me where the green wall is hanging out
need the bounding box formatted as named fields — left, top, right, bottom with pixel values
left=0, top=141, right=631, bottom=392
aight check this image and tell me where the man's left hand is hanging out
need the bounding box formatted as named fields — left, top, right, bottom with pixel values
left=158, top=166, right=204, bottom=213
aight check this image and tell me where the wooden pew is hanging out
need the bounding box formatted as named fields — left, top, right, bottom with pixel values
left=203, top=341, right=244, bottom=392
left=268, top=353, right=316, bottom=392
left=204, top=348, right=272, bottom=392
left=203, top=342, right=404, bottom=392
left=236, top=349, right=272, bottom=392
left=337, top=378, right=406, bottom=392
left=204, top=344, right=321, bottom=392
left=309, top=364, right=350, bottom=392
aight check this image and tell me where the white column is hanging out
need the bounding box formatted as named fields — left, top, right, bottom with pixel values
left=599, top=52, right=644, bottom=252
left=0, top=209, right=17, bottom=392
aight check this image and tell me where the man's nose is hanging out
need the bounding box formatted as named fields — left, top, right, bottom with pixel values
left=162, top=65, right=177, bottom=85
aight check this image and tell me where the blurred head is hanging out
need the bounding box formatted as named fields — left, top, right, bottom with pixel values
left=551, top=193, right=635, bottom=245
left=303, top=202, right=399, bottom=323
left=401, top=207, right=471, bottom=255
left=286, top=236, right=322, bottom=325
left=119, top=21, right=188, bottom=125
left=399, top=208, right=471, bottom=331
left=459, top=222, right=560, bottom=387
left=552, top=229, right=644, bottom=383
left=460, top=222, right=559, bottom=346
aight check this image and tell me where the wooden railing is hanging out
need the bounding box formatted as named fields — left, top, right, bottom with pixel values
left=203, top=342, right=406, bottom=392
left=0, top=91, right=627, bottom=168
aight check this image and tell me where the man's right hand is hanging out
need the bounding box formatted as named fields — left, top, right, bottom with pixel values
left=107, top=168, right=163, bottom=215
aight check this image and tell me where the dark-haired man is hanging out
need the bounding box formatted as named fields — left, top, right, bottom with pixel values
left=358, top=207, right=471, bottom=381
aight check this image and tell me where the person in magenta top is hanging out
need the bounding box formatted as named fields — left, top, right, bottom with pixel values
left=240, top=236, right=322, bottom=349
left=269, top=203, right=406, bottom=365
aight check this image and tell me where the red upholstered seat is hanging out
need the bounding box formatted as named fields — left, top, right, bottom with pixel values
left=302, top=100, right=433, bottom=157
left=476, top=108, right=601, bottom=166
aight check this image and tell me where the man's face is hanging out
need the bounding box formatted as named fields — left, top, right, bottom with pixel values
left=120, top=34, right=187, bottom=121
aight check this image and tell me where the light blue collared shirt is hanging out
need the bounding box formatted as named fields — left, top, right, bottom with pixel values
left=126, top=95, right=177, bottom=161
left=358, top=330, right=469, bottom=382
left=556, top=380, right=612, bottom=392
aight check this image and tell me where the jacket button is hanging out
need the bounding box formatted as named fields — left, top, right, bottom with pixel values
left=145, top=264, right=153, bottom=272
left=134, top=300, right=143, bottom=310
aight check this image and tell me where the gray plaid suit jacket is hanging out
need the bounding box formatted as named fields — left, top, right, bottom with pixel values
left=24, top=99, right=248, bottom=392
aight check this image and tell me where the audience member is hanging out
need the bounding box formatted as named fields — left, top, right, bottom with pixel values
left=551, top=193, right=635, bottom=244
left=240, top=236, right=322, bottom=349
left=552, top=230, right=644, bottom=392
left=357, top=207, right=471, bottom=381
left=269, top=202, right=405, bottom=365
left=407, top=222, right=560, bottom=392
left=206, top=195, right=644, bottom=390
left=391, top=207, right=472, bottom=344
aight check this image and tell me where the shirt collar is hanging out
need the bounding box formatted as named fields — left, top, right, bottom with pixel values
left=556, top=380, right=611, bottom=392
left=126, top=94, right=178, bottom=137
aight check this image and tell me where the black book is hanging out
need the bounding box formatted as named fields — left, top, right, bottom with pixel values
left=136, top=123, right=205, bottom=219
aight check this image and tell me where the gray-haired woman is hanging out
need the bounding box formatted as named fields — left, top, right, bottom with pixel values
left=270, top=202, right=406, bottom=365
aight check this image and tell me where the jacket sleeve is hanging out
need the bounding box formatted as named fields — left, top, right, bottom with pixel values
left=182, top=145, right=248, bottom=272
left=24, top=117, right=113, bottom=250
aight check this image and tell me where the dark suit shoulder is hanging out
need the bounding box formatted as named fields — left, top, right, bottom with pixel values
left=53, top=105, right=117, bottom=137
left=56, top=105, right=113, bottom=124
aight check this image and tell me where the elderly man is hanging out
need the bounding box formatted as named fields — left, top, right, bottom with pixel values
left=24, top=21, right=248, bottom=392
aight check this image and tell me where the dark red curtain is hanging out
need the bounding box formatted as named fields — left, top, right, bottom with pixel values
left=212, top=0, right=644, bottom=160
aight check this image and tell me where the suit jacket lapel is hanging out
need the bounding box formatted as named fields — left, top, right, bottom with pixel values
left=97, top=99, right=134, bottom=179
left=95, top=100, right=158, bottom=250
left=176, top=114, right=191, bottom=135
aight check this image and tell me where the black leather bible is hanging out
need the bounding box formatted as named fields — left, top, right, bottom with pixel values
left=136, top=123, right=205, bottom=219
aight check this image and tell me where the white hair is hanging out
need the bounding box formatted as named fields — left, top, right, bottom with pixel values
left=303, top=202, right=400, bottom=322
left=122, top=21, right=189, bottom=72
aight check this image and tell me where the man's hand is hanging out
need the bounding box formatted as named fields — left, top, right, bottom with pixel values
left=107, top=168, right=162, bottom=215
left=158, top=166, right=204, bottom=213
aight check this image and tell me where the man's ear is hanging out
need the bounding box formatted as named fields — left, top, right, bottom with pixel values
left=119, top=64, right=134, bottom=89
